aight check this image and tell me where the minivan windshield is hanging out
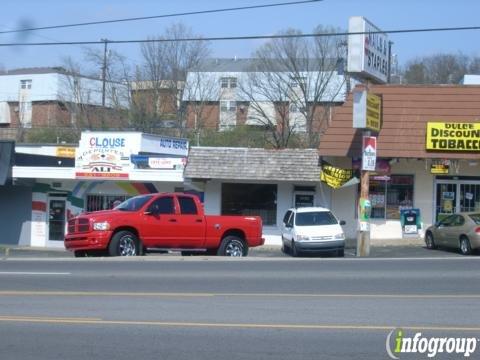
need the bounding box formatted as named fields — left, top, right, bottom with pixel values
left=295, top=211, right=338, bottom=226
left=115, top=195, right=153, bottom=212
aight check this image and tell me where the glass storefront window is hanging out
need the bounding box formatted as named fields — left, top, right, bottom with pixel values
left=221, top=183, right=277, bottom=225
left=364, top=175, right=414, bottom=220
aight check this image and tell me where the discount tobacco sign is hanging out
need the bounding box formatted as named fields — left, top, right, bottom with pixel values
left=426, top=122, right=480, bottom=151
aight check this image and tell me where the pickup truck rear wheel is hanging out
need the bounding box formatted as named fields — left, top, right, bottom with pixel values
left=108, top=231, right=139, bottom=257
left=217, top=236, right=248, bottom=257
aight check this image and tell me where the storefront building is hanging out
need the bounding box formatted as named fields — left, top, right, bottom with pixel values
left=10, top=131, right=188, bottom=248
left=319, top=84, right=480, bottom=241
left=184, top=147, right=332, bottom=245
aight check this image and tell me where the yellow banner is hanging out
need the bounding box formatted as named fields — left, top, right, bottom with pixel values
left=426, top=122, right=480, bottom=151
left=366, top=93, right=381, bottom=132
left=320, top=161, right=355, bottom=189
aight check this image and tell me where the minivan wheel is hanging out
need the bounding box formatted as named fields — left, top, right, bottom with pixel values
left=460, top=236, right=472, bottom=255
left=337, top=248, right=345, bottom=257
left=291, top=241, right=299, bottom=257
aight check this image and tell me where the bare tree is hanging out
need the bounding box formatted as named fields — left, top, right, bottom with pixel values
left=136, top=22, right=211, bottom=134
left=239, top=26, right=347, bottom=148
left=181, top=70, right=219, bottom=145
left=403, top=53, right=471, bottom=84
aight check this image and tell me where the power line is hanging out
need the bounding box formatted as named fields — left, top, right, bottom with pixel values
left=0, top=25, right=480, bottom=47
left=0, top=0, right=322, bottom=35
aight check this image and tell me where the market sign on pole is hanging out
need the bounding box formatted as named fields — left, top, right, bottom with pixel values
left=362, top=136, right=377, bottom=171
left=347, top=16, right=389, bottom=84
left=353, top=90, right=382, bottom=132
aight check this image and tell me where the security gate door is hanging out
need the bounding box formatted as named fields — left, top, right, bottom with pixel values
left=48, top=197, right=66, bottom=242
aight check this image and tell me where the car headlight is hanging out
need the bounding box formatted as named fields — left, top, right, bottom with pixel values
left=296, top=235, right=310, bottom=241
left=93, top=221, right=110, bottom=231
left=334, top=233, right=345, bottom=240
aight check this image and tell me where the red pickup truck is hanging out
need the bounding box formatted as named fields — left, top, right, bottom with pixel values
left=65, top=193, right=264, bottom=257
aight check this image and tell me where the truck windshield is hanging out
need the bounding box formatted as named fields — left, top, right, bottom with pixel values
left=115, top=195, right=153, bottom=212
left=295, top=211, right=338, bottom=226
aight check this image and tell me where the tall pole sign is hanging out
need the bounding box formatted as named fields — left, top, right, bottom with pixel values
left=348, top=15, right=387, bottom=257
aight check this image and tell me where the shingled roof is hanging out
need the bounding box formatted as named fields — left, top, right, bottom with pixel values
left=184, top=147, right=320, bottom=182
left=319, top=84, right=480, bottom=160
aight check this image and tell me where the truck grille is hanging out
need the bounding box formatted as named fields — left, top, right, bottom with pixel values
left=68, top=218, right=90, bottom=234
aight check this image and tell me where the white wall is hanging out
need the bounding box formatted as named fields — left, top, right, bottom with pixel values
left=202, top=179, right=330, bottom=245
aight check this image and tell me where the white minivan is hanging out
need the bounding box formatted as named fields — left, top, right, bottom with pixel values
left=281, top=207, right=346, bottom=257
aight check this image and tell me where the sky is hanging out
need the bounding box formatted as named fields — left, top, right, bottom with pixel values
left=0, top=0, right=479, bottom=73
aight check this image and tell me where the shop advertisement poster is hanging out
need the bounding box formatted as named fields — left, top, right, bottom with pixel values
left=362, top=136, right=377, bottom=171
left=75, top=134, right=132, bottom=179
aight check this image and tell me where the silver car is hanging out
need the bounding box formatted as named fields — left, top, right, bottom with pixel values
left=425, top=212, right=480, bottom=255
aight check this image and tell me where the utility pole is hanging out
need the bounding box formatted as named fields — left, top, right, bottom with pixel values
left=101, top=38, right=108, bottom=107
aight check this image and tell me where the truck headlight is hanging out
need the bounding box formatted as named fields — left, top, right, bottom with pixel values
left=334, top=233, right=345, bottom=240
left=296, top=235, right=310, bottom=241
left=93, top=221, right=110, bottom=231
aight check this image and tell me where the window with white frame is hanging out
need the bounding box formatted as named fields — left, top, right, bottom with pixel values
left=20, top=79, right=32, bottom=90
left=220, top=77, right=237, bottom=89
left=220, top=100, right=237, bottom=112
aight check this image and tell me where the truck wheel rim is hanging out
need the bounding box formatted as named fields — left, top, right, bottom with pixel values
left=119, top=236, right=136, bottom=256
left=226, top=240, right=243, bottom=257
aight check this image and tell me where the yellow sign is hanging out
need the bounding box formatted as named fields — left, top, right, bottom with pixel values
left=426, top=122, right=480, bottom=151
left=320, top=161, right=355, bottom=189
left=430, top=164, right=449, bottom=174
left=56, top=147, right=76, bottom=158
left=366, top=93, right=381, bottom=132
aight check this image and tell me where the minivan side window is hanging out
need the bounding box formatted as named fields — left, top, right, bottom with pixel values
left=287, top=213, right=294, bottom=227
left=178, top=196, right=198, bottom=215
left=283, top=210, right=292, bottom=225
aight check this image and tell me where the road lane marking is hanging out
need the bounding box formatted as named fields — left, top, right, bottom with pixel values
left=0, top=272, right=71, bottom=276
left=0, top=315, right=478, bottom=332
left=0, top=291, right=479, bottom=299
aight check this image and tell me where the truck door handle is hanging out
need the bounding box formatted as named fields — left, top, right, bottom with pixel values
left=195, top=219, right=203, bottom=223
left=168, top=219, right=177, bottom=223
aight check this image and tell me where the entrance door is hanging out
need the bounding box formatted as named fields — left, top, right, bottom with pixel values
left=48, top=197, right=66, bottom=244
left=435, top=183, right=457, bottom=222
left=294, top=192, right=315, bottom=208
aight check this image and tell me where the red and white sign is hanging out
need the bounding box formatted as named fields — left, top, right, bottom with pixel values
left=362, top=136, right=377, bottom=171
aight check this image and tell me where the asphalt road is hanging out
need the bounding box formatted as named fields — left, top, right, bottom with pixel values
left=0, top=256, right=479, bottom=360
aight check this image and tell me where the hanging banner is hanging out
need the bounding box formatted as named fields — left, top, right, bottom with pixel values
left=362, top=136, right=377, bottom=171
left=320, top=161, right=357, bottom=189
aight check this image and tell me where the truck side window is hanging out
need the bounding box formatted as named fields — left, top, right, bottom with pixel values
left=178, top=196, right=198, bottom=215
left=148, top=197, right=175, bottom=214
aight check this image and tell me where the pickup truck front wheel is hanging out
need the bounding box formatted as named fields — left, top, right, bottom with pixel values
left=109, top=231, right=139, bottom=257
left=217, top=236, right=248, bottom=257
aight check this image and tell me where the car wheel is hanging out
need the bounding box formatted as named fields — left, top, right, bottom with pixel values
left=460, top=236, right=472, bottom=255
left=217, top=236, right=248, bottom=257
left=74, top=250, right=87, bottom=258
left=108, top=231, right=139, bottom=257
left=291, top=241, right=299, bottom=257
left=425, top=232, right=436, bottom=249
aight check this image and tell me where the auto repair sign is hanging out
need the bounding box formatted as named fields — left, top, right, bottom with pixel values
left=426, top=122, right=480, bottom=151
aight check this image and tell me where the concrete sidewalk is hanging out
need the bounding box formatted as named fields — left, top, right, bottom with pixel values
left=0, top=237, right=429, bottom=259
